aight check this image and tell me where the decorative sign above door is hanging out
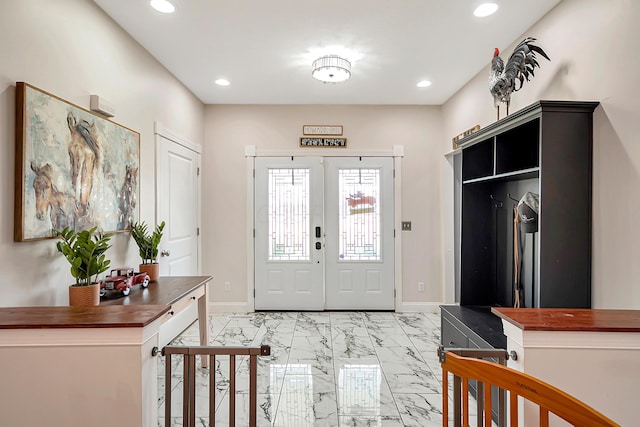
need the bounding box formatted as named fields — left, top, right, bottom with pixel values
left=303, top=125, right=343, bottom=136
left=300, top=137, right=347, bottom=147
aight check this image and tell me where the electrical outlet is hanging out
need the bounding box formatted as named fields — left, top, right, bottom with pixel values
left=418, top=282, right=425, bottom=292
left=402, top=221, right=412, bottom=231
left=224, top=282, right=231, bottom=292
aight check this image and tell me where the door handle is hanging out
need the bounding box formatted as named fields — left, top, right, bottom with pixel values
left=315, top=226, right=321, bottom=238
left=315, top=242, right=322, bottom=250
left=161, top=250, right=171, bottom=257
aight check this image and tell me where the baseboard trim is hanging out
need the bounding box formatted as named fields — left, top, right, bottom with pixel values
left=208, top=302, right=252, bottom=313
left=398, top=302, right=442, bottom=313
left=208, top=301, right=444, bottom=313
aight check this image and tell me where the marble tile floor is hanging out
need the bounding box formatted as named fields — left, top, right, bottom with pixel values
left=158, top=310, right=462, bottom=427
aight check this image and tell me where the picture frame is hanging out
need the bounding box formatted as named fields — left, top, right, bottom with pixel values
left=14, top=82, right=140, bottom=241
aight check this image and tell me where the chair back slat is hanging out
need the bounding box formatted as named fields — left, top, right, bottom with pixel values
left=440, top=350, right=620, bottom=427
left=483, top=381, right=491, bottom=426
left=540, top=407, right=550, bottom=427
left=509, top=392, right=518, bottom=426
left=162, top=344, right=271, bottom=427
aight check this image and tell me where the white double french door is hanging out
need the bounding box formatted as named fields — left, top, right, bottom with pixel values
left=254, top=156, right=394, bottom=310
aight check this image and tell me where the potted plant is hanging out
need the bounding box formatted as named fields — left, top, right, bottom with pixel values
left=55, top=226, right=112, bottom=306
left=131, top=220, right=165, bottom=282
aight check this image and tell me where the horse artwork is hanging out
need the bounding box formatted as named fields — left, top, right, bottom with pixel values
left=30, top=161, right=77, bottom=231
left=15, top=82, right=140, bottom=241
left=117, top=165, right=137, bottom=230
left=67, top=112, right=101, bottom=218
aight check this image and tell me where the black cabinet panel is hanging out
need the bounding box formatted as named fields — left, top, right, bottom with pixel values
left=495, top=119, right=539, bottom=174
left=457, top=101, right=597, bottom=310
left=462, top=138, right=493, bottom=181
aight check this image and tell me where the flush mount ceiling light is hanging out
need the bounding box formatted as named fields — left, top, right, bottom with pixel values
left=474, top=3, right=499, bottom=17
left=150, top=0, right=175, bottom=14
left=312, top=55, right=351, bottom=83
left=215, top=78, right=230, bottom=86
left=417, top=80, right=432, bottom=88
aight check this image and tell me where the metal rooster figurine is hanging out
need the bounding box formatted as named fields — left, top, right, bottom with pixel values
left=489, top=37, right=550, bottom=120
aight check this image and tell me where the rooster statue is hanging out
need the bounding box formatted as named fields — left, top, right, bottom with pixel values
left=489, top=37, right=550, bottom=120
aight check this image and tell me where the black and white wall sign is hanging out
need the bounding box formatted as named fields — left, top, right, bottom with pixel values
left=300, top=137, right=347, bottom=147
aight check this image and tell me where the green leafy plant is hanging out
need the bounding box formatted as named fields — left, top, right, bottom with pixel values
left=54, top=226, right=113, bottom=286
left=131, top=220, right=166, bottom=264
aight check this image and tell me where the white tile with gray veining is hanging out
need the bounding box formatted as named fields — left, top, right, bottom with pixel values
left=160, top=310, right=452, bottom=426
left=394, top=393, right=444, bottom=427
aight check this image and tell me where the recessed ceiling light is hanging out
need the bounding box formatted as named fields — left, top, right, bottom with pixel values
left=215, top=79, right=230, bottom=86
left=150, top=0, right=175, bottom=14
left=474, top=3, right=499, bottom=17
left=417, top=80, right=432, bottom=88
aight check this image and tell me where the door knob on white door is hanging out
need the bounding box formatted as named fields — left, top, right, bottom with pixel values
left=161, top=250, right=171, bottom=257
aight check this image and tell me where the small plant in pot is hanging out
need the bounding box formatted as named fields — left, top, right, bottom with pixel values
left=131, top=220, right=165, bottom=282
left=55, top=226, right=112, bottom=307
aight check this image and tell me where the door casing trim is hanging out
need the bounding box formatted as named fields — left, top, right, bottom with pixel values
left=246, top=145, right=404, bottom=311
left=154, top=122, right=202, bottom=275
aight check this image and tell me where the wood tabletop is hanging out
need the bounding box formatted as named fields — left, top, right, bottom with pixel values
left=0, top=276, right=212, bottom=329
left=0, top=305, right=170, bottom=329
left=492, top=307, right=640, bottom=332
left=100, top=276, right=212, bottom=307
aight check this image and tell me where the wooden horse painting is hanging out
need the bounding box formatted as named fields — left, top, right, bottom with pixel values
left=117, top=165, right=138, bottom=230
left=30, top=161, right=77, bottom=230
left=67, top=112, right=101, bottom=217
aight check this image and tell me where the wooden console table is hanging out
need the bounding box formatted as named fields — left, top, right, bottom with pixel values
left=0, top=275, right=212, bottom=427
left=492, top=307, right=640, bottom=426
left=102, top=275, right=212, bottom=367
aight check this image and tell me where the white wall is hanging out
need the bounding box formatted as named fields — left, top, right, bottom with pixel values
left=3, top=0, right=635, bottom=311
left=442, top=0, right=640, bottom=308
left=202, top=105, right=444, bottom=307
left=0, top=0, right=204, bottom=306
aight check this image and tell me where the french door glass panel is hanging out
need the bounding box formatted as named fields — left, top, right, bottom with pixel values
left=268, top=168, right=310, bottom=261
left=338, top=168, right=381, bottom=262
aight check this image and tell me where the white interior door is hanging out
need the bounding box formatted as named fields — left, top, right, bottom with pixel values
left=254, top=157, right=324, bottom=310
left=158, top=135, right=200, bottom=276
left=254, top=156, right=394, bottom=310
left=324, top=157, right=395, bottom=309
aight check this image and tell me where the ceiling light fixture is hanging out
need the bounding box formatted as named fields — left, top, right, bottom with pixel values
left=312, top=55, right=351, bottom=83
left=215, top=78, right=230, bottom=86
left=150, top=0, right=175, bottom=14
left=417, top=80, right=432, bottom=88
left=474, top=3, right=499, bottom=17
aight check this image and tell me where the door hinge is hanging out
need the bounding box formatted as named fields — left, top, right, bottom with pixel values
left=197, top=227, right=200, bottom=236
left=394, top=229, right=396, bottom=238
left=253, top=229, right=255, bottom=238
left=197, top=167, right=200, bottom=176
left=253, top=168, right=255, bottom=178
left=394, top=289, right=397, bottom=298
left=393, top=169, right=395, bottom=178
left=254, top=289, right=256, bottom=297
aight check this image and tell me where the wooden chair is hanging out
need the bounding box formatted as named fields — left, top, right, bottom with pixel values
left=162, top=344, right=271, bottom=427
left=441, top=351, right=620, bottom=427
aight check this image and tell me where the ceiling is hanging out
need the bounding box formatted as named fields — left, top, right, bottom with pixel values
left=92, top=0, right=561, bottom=105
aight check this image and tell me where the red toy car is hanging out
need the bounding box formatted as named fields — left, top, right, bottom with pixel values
left=101, top=268, right=150, bottom=296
